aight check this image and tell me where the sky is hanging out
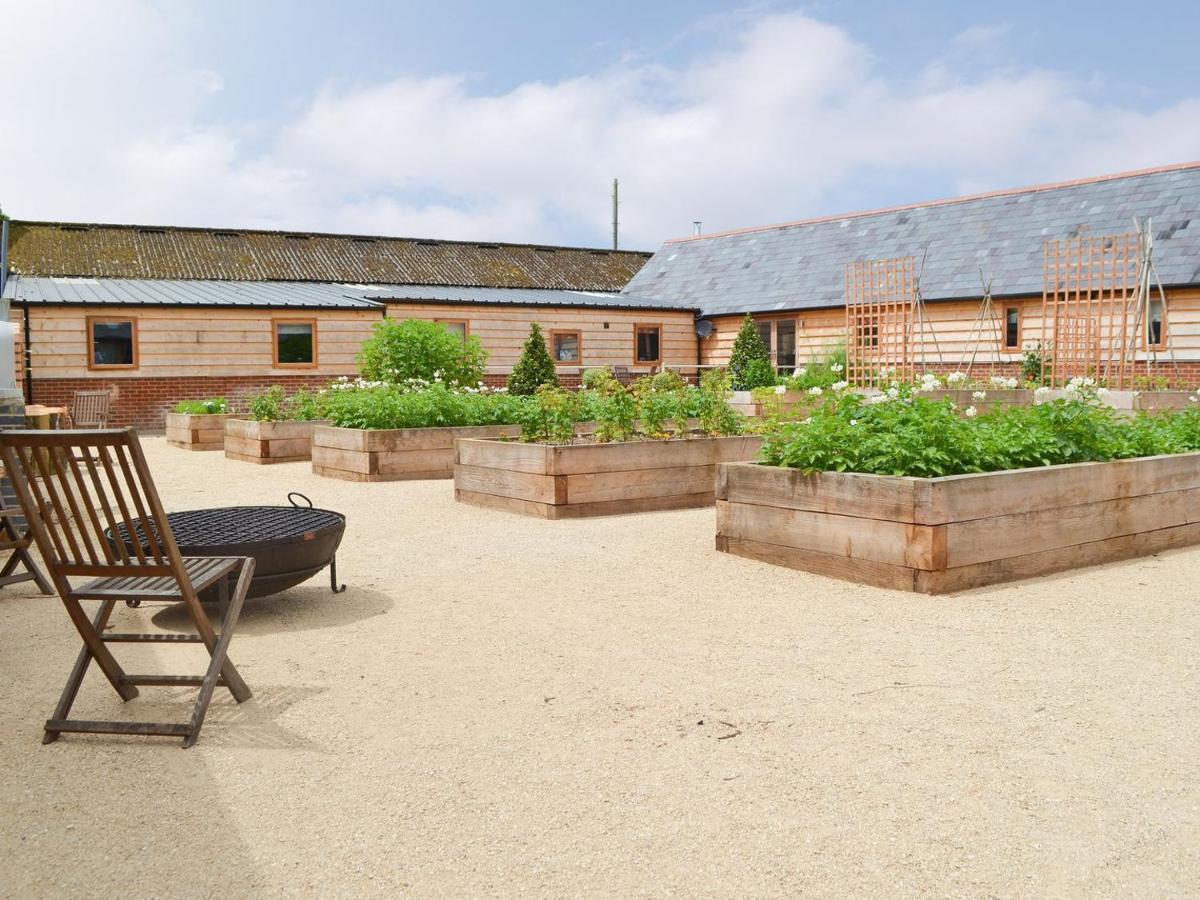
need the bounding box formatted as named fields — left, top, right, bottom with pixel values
left=3, top=0, right=1200, bottom=250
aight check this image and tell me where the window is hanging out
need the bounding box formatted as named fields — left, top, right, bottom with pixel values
left=775, top=320, right=797, bottom=369
left=551, top=330, right=581, bottom=364
left=274, top=319, right=316, bottom=367
left=1147, top=298, right=1166, bottom=348
left=1004, top=307, right=1021, bottom=350
left=755, top=320, right=772, bottom=352
left=436, top=319, right=468, bottom=343
left=87, top=317, right=137, bottom=369
left=634, top=325, right=661, bottom=364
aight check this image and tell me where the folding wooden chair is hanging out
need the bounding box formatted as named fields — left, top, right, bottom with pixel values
left=66, top=390, right=113, bottom=429
left=0, top=428, right=254, bottom=748
left=0, top=479, right=53, bottom=594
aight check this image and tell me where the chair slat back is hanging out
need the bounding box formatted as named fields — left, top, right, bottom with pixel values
left=71, top=391, right=112, bottom=429
left=0, top=430, right=187, bottom=587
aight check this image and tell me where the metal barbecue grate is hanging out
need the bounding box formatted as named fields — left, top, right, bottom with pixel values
left=113, top=506, right=344, bottom=549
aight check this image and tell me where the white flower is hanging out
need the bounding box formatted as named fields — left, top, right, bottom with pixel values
left=774, top=385, right=786, bottom=395
left=989, top=375, right=1018, bottom=390
left=964, top=406, right=977, bottom=418
left=946, top=371, right=967, bottom=385
left=868, top=394, right=890, bottom=405
left=1034, top=386, right=1052, bottom=397
left=972, top=391, right=987, bottom=401
left=1096, top=387, right=1110, bottom=398
left=796, top=367, right=807, bottom=377
left=886, top=386, right=899, bottom=399
left=849, top=419, right=858, bottom=426
left=830, top=363, right=844, bottom=373
left=831, top=380, right=849, bottom=391
left=808, top=386, right=823, bottom=396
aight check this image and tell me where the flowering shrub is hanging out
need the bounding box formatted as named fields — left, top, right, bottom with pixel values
left=174, top=397, right=228, bottom=414
left=760, top=388, right=1200, bottom=477
left=357, top=318, right=487, bottom=388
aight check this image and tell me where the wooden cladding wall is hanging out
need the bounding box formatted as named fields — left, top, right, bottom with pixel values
left=699, top=288, right=1200, bottom=370
left=384, top=302, right=698, bottom=372
left=19, top=305, right=382, bottom=379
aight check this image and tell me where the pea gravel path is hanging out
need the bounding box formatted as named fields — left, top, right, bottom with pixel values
left=1, top=436, right=1197, bottom=898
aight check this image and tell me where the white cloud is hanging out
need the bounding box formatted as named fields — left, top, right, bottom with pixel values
left=2, top=2, right=1199, bottom=248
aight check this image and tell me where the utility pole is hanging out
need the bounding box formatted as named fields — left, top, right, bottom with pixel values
left=611, top=178, right=619, bottom=250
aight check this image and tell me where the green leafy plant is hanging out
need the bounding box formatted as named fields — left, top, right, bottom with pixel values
left=322, top=383, right=530, bottom=430
left=759, top=387, right=1200, bottom=478
left=728, top=315, right=775, bottom=390
left=174, top=397, right=228, bottom=415
left=697, top=368, right=743, bottom=436
left=248, top=386, right=285, bottom=421
left=649, top=368, right=686, bottom=393
left=519, top=385, right=580, bottom=444
left=1020, top=342, right=1051, bottom=386
left=507, top=323, right=560, bottom=396
left=357, top=318, right=487, bottom=388
left=582, top=366, right=618, bottom=391
left=593, top=381, right=638, bottom=443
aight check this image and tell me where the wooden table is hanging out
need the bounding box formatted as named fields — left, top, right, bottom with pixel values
left=24, top=405, right=66, bottom=429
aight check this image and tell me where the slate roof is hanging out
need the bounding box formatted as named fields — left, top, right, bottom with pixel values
left=622, top=162, right=1200, bottom=317
left=6, top=221, right=650, bottom=291
left=3, top=276, right=386, bottom=310
left=358, top=283, right=694, bottom=310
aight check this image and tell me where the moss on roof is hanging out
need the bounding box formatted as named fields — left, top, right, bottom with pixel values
left=7, top=221, right=650, bottom=291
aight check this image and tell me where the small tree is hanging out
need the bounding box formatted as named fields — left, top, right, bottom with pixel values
left=507, top=323, right=560, bottom=395
left=728, top=314, right=774, bottom=389
left=357, top=318, right=487, bottom=388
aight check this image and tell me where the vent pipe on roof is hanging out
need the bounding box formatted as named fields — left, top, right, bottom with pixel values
left=693, top=220, right=702, bottom=236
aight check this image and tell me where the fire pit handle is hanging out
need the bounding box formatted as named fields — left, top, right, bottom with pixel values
left=287, top=492, right=314, bottom=509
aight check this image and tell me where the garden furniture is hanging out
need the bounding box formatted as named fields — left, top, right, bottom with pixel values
left=0, top=428, right=254, bottom=747
left=65, top=390, right=113, bottom=429
left=0, top=482, right=53, bottom=594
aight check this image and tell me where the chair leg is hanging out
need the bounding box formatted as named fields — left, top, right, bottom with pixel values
left=44, top=599, right=128, bottom=744
left=183, top=559, right=254, bottom=748
left=0, top=520, right=53, bottom=595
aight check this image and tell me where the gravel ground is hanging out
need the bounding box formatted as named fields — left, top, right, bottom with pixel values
left=1, top=435, right=1198, bottom=898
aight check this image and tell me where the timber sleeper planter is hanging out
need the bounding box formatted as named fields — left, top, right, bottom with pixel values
left=917, top=388, right=1033, bottom=411
left=225, top=418, right=325, bottom=465
left=455, top=434, right=763, bottom=519
left=715, top=453, right=1200, bottom=594
left=311, top=423, right=526, bottom=482
left=165, top=413, right=230, bottom=451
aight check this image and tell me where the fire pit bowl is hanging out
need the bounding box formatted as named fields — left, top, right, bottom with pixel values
left=109, top=493, right=346, bottom=599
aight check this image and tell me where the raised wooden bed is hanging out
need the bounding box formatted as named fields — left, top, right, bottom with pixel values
left=1133, top=390, right=1195, bottom=411
left=716, top=453, right=1200, bottom=594
left=224, top=418, right=324, bottom=464
left=455, top=434, right=763, bottom=519
left=918, top=388, right=1033, bottom=411
left=312, top=423, right=526, bottom=481
left=165, top=413, right=229, bottom=451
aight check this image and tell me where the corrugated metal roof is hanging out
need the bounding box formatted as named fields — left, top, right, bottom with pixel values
left=622, top=162, right=1200, bottom=317
left=359, top=283, right=695, bottom=310
left=3, top=276, right=386, bottom=310
left=7, top=221, right=650, bottom=291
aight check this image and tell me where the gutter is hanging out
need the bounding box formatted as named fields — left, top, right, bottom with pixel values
left=21, top=304, right=31, bottom=404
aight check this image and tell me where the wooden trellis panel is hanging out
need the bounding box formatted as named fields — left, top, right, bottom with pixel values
left=1042, top=233, right=1139, bottom=388
left=845, top=257, right=915, bottom=387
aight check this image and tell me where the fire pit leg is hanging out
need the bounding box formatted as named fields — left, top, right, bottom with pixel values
left=329, top=556, right=347, bottom=594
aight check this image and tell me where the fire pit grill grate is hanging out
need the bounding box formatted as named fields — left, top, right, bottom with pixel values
left=114, top=506, right=345, bottom=548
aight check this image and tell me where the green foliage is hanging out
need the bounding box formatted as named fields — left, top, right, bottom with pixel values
left=357, top=318, right=487, bottom=388
left=507, top=323, right=560, bottom=395
left=759, top=389, right=1200, bottom=477
left=1020, top=342, right=1050, bottom=386
left=593, top=382, right=638, bottom=443
left=322, top=383, right=530, bottom=430
left=779, top=345, right=847, bottom=391
left=581, top=366, right=617, bottom=391
left=518, top=385, right=580, bottom=444
left=174, top=397, right=227, bottom=415
left=697, top=368, right=743, bottom=436
left=247, top=385, right=326, bottom=422
left=728, top=315, right=774, bottom=390
left=649, top=368, right=686, bottom=393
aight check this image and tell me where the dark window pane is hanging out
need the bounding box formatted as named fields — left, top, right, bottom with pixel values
left=1005, top=308, right=1020, bottom=348
left=775, top=320, right=796, bottom=368
left=553, top=332, right=580, bottom=362
left=1148, top=300, right=1164, bottom=345
left=636, top=327, right=660, bottom=362
left=92, top=321, right=134, bottom=366
left=755, top=321, right=772, bottom=351
left=277, top=322, right=314, bottom=364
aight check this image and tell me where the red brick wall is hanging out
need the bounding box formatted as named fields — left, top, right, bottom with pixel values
left=31, top=375, right=334, bottom=431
